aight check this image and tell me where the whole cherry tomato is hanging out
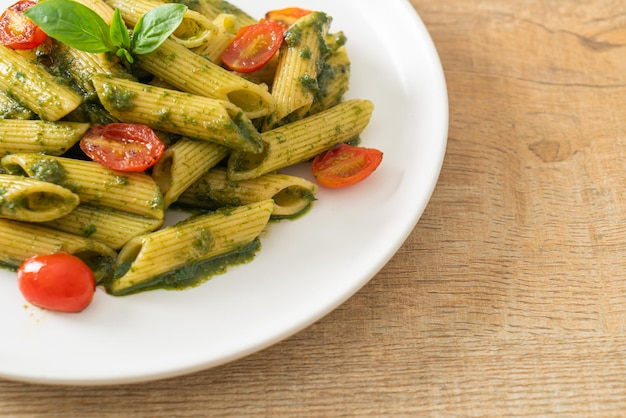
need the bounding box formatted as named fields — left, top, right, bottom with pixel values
left=18, top=252, right=96, bottom=313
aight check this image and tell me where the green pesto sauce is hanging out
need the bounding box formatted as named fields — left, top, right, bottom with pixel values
left=298, top=74, right=319, bottom=94
left=30, top=159, right=67, bottom=184
left=107, top=239, right=261, bottom=296
left=284, top=12, right=331, bottom=48
left=82, top=224, right=97, bottom=237
left=101, top=82, right=136, bottom=111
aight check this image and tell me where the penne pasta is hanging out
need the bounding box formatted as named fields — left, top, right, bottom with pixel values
left=265, top=12, right=331, bottom=129
left=43, top=204, right=164, bottom=250
left=92, top=75, right=264, bottom=153
left=178, top=167, right=317, bottom=218
left=173, top=0, right=257, bottom=29
left=108, top=199, right=274, bottom=294
left=0, top=120, right=89, bottom=157
left=0, top=174, right=79, bottom=222
left=228, top=99, right=374, bottom=181
left=0, top=90, right=34, bottom=120
left=0, top=218, right=117, bottom=281
left=152, top=138, right=229, bottom=208
left=1, top=153, right=165, bottom=220
left=105, top=0, right=219, bottom=48
left=136, top=38, right=276, bottom=119
left=0, top=45, right=83, bottom=121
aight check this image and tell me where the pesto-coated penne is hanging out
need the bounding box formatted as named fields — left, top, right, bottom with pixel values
left=191, top=13, right=236, bottom=64
left=1, top=153, right=165, bottom=220
left=136, top=39, right=275, bottom=119
left=92, top=75, right=263, bottom=153
left=105, top=0, right=218, bottom=48
left=43, top=204, right=163, bottom=250
left=265, top=12, right=331, bottom=129
left=108, top=199, right=274, bottom=294
left=0, top=120, right=89, bottom=157
left=0, top=174, right=79, bottom=222
left=228, top=99, right=374, bottom=181
left=73, top=0, right=115, bottom=22
left=51, top=42, right=128, bottom=100
left=173, top=0, right=256, bottom=30
left=0, top=45, right=83, bottom=121
left=0, top=218, right=116, bottom=281
left=152, top=138, right=229, bottom=208
left=0, top=90, right=34, bottom=120
left=178, top=167, right=317, bottom=218
left=308, top=34, right=351, bottom=115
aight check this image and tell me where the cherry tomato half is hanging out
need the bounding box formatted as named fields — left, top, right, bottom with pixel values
left=80, top=123, right=165, bottom=172
left=18, top=252, right=96, bottom=313
left=221, top=20, right=285, bottom=73
left=312, top=143, right=383, bottom=188
left=265, top=7, right=312, bottom=29
left=0, top=0, right=47, bottom=50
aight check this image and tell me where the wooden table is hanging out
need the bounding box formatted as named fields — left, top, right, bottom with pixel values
left=3, top=0, right=626, bottom=415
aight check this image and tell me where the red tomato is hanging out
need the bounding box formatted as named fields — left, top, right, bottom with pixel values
left=17, top=253, right=96, bottom=313
left=221, top=20, right=285, bottom=73
left=312, top=144, right=383, bottom=188
left=265, top=7, right=312, bottom=29
left=80, top=123, right=165, bottom=172
left=0, top=0, right=47, bottom=50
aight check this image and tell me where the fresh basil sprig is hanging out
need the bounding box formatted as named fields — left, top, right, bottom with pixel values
left=25, top=0, right=187, bottom=63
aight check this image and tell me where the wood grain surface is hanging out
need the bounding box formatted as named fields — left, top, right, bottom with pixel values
left=3, top=0, right=626, bottom=416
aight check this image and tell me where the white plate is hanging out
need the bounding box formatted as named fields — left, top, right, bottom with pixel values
left=0, top=0, right=448, bottom=385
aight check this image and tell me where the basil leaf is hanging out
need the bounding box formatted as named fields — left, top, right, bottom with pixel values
left=110, top=9, right=130, bottom=50
left=25, top=0, right=113, bottom=53
left=131, top=3, right=187, bottom=55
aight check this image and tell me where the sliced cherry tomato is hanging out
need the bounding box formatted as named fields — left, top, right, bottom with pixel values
left=221, top=20, right=285, bottom=73
left=265, top=7, right=312, bottom=29
left=312, top=143, right=383, bottom=188
left=0, top=0, right=47, bottom=50
left=18, top=252, right=96, bottom=313
left=80, top=123, right=165, bottom=172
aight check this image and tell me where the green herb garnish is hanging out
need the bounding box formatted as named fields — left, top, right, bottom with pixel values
left=25, top=0, right=187, bottom=64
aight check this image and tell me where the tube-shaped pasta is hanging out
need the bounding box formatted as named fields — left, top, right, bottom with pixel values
left=191, top=13, right=236, bottom=64
left=136, top=39, right=276, bottom=119
left=0, top=45, right=83, bottom=121
left=173, top=0, right=256, bottom=29
left=178, top=167, right=317, bottom=218
left=0, top=218, right=116, bottom=281
left=0, top=120, right=89, bottom=157
left=266, top=12, right=331, bottom=129
left=308, top=34, right=351, bottom=115
left=1, top=153, right=165, bottom=220
left=43, top=204, right=163, bottom=250
left=73, top=0, right=115, bottom=22
left=108, top=199, right=274, bottom=294
left=52, top=42, right=128, bottom=100
left=228, top=99, right=374, bottom=181
left=92, top=75, right=263, bottom=153
left=104, top=0, right=218, bottom=48
left=0, top=90, right=34, bottom=120
left=151, top=138, right=229, bottom=208
left=0, top=174, right=79, bottom=222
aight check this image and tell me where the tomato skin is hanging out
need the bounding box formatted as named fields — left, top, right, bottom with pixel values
left=312, top=144, right=383, bottom=188
left=265, top=7, right=312, bottom=29
left=17, top=253, right=96, bottom=313
left=0, top=0, right=47, bottom=50
left=80, top=123, right=165, bottom=172
left=221, top=20, right=285, bottom=73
